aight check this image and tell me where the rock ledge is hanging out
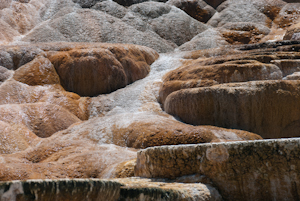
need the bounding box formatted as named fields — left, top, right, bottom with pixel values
left=135, top=138, right=300, bottom=201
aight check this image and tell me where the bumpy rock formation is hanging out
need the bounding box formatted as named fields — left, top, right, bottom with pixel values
left=47, top=45, right=157, bottom=96
left=13, top=56, right=60, bottom=86
left=123, top=2, right=209, bottom=46
left=162, top=41, right=300, bottom=139
left=0, top=103, right=80, bottom=138
left=0, top=140, right=137, bottom=180
left=0, top=66, right=12, bottom=84
left=92, top=1, right=128, bottom=18
left=21, top=8, right=176, bottom=53
left=0, top=121, right=39, bottom=154
left=208, top=2, right=272, bottom=28
left=273, top=3, right=300, bottom=28
left=52, top=112, right=261, bottom=149
left=177, top=28, right=230, bottom=51
left=0, top=42, right=157, bottom=118
left=0, top=0, right=298, bottom=51
left=135, top=138, right=300, bottom=201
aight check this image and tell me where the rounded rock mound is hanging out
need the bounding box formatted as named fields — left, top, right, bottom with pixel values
left=46, top=44, right=158, bottom=96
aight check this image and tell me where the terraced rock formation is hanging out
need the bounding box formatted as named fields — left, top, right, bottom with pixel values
left=0, top=178, right=222, bottom=201
left=135, top=138, right=300, bottom=201
left=161, top=41, right=300, bottom=139
left=1, top=0, right=300, bottom=200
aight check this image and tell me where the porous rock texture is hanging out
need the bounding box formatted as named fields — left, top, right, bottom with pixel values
left=135, top=138, right=300, bottom=201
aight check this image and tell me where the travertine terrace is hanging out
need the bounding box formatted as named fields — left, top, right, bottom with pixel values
left=1, top=0, right=300, bottom=200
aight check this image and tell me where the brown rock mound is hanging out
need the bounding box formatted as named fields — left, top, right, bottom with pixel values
left=0, top=121, right=40, bottom=154
left=52, top=112, right=261, bottom=149
left=113, top=116, right=261, bottom=148
left=38, top=89, right=90, bottom=120
left=165, top=80, right=300, bottom=139
left=0, top=140, right=137, bottom=181
left=0, top=43, right=158, bottom=119
left=0, top=103, right=80, bottom=138
left=13, top=56, right=60, bottom=86
left=47, top=45, right=158, bottom=96
left=0, top=80, right=88, bottom=120
left=220, top=22, right=271, bottom=45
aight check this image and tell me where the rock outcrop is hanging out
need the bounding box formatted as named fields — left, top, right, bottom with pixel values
left=273, top=3, right=300, bottom=28
left=0, top=0, right=298, bottom=51
left=0, top=178, right=222, bottom=201
left=162, top=41, right=300, bottom=139
left=165, top=80, right=300, bottom=139
left=135, top=138, right=300, bottom=201
left=92, top=1, right=128, bottom=18
left=177, top=28, right=229, bottom=51
left=0, top=179, right=121, bottom=201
